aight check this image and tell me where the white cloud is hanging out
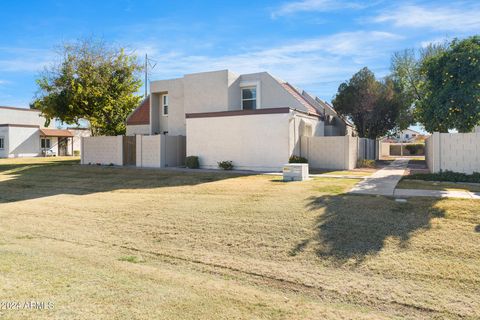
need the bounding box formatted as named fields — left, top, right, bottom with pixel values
left=146, top=31, right=402, bottom=99
left=0, top=47, right=54, bottom=73
left=373, top=4, right=480, bottom=32
left=272, top=0, right=371, bottom=17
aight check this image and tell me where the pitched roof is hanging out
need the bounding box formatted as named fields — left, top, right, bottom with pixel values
left=126, top=96, right=150, bottom=125
left=280, top=82, right=322, bottom=116
left=39, top=128, right=73, bottom=137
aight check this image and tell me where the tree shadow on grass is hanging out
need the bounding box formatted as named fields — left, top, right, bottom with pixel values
left=0, top=160, right=251, bottom=203
left=290, top=194, right=447, bottom=265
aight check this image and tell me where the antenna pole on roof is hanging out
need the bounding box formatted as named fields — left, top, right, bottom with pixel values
left=144, top=53, right=148, bottom=98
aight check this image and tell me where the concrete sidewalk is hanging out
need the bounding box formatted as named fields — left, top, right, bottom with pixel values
left=394, top=188, right=480, bottom=199
left=349, top=159, right=409, bottom=196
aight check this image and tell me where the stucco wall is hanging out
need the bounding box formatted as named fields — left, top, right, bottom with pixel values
left=289, top=113, right=324, bottom=156
left=150, top=78, right=185, bottom=135
left=184, top=70, right=230, bottom=114
left=425, top=132, right=480, bottom=174
left=126, top=125, right=150, bottom=136
left=187, top=113, right=291, bottom=171
left=81, top=136, right=123, bottom=165
left=0, top=108, right=55, bottom=128
left=238, top=72, right=304, bottom=110
left=0, top=127, right=8, bottom=157
left=7, top=126, right=42, bottom=157
left=301, top=136, right=358, bottom=170
left=136, top=135, right=161, bottom=168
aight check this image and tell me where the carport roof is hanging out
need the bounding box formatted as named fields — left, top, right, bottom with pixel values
left=39, top=128, right=73, bottom=137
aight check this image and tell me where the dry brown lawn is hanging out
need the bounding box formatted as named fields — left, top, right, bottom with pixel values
left=0, top=158, right=479, bottom=319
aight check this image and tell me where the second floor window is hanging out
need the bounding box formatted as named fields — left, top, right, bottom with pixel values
left=162, top=95, right=168, bottom=116
left=242, top=87, right=256, bottom=110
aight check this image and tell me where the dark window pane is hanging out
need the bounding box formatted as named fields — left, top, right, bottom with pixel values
left=164, top=105, right=168, bottom=115
left=242, top=88, right=256, bottom=99
left=242, top=99, right=256, bottom=110
left=41, top=139, right=45, bottom=148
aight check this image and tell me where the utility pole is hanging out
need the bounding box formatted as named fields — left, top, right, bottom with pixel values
left=144, top=53, right=148, bottom=97
left=144, top=53, right=157, bottom=98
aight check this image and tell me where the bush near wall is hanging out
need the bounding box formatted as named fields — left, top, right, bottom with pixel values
left=185, top=156, right=199, bottom=169
left=405, top=171, right=480, bottom=183
left=289, top=155, right=308, bottom=163
left=357, top=159, right=376, bottom=168
left=218, top=160, right=234, bottom=170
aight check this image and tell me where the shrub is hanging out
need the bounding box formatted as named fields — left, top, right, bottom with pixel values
left=185, top=156, right=199, bottom=169
left=73, top=150, right=80, bottom=156
left=405, top=144, right=424, bottom=155
left=405, top=170, right=480, bottom=183
left=357, top=159, right=376, bottom=168
left=289, top=155, right=308, bottom=163
left=218, top=160, right=234, bottom=170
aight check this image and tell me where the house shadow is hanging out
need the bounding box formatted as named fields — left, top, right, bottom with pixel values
left=290, top=194, right=447, bottom=265
left=0, top=160, right=252, bottom=204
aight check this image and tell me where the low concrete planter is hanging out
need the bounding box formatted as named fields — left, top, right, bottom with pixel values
left=283, top=163, right=309, bottom=181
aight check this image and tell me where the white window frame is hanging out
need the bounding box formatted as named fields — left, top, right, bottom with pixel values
left=0, top=136, right=4, bottom=150
left=240, top=81, right=261, bottom=110
left=162, top=94, right=168, bottom=116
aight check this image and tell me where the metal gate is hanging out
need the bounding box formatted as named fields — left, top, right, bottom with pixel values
left=123, top=136, right=136, bottom=166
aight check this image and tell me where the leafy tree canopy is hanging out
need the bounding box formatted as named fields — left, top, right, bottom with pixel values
left=332, top=67, right=401, bottom=139
left=32, top=39, right=143, bottom=135
left=417, top=36, right=480, bottom=132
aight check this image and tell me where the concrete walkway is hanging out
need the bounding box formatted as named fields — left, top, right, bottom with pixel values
left=394, top=188, right=480, bottom=199
left=349, top=159, right=409, bottom=196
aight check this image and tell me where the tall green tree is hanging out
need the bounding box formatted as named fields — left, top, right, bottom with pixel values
left=417, top=36, right=480, bottom=132
left=332, top=67, right=400, bottom=139
left=389, top=43, right=447, bottom=131
left=32, top=39, right=143, bottom=135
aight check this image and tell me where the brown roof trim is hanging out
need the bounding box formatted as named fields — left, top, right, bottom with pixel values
left=186, top=107, right=291, bottom=119
left=0, top=124, right=40, bottom=128
left=39, top=128, right=73, bottom=137
left=0, top=106, right=40, bottom=112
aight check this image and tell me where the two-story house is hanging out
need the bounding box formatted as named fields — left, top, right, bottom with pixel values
left=126, top=70, right=351, bottom=171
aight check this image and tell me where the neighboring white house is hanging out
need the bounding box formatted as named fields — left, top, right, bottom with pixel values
left=0, top=106, right=88, bottom=158
left=388, top=128, right=424, bottom=143
left=126, top=69, right=352, bottom=171
left=475, top=126, right=480, bottom=133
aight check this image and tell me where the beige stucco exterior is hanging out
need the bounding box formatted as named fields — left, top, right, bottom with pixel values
left=126, top=124, right=150, bottom=136
left=187, top=113, right=292, bottom=171
left=120, top=69, right=359, bottom=171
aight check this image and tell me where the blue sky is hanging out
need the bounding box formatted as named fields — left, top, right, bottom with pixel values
left=0, top=0, right=479, bottom=113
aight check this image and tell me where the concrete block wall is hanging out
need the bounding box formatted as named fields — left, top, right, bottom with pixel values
left=425, top=132, right=480, bottom=174
left=81, top=136, right=123, bottom=166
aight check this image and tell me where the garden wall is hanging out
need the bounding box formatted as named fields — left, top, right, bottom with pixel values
left=81, top=135, right=185, bottom=168
left=300, top=136, right=358, bottom=170
left=425, top=132, right=480, bottom=174
left=81, top=136, right=123, bottom=166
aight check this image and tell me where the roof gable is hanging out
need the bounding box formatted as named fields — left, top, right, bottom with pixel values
left=126, top=96, right=150, bottom=125
left=280, top=82, right=321, bottom=116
